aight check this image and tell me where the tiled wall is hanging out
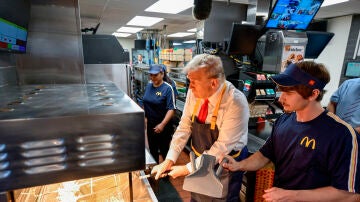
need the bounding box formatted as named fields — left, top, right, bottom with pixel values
left=340, top=14, right=360, bottom=85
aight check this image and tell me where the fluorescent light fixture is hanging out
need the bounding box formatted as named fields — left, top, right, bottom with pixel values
left=145, top=0, right=193, bottom=14
left=256, top=12, right=268, bottom=18
left=187, top=28, right=197, bottom=32
left=168, top=32, right=194, bottom=37
left=116, top=26, right=143, bottom=33
left=127, top=16, right=164, bottom=27
left=112, top=32, right=132, bottom=37
left=183, top=40, right=196, bottom=43
left=321, top=0, right=349, bottom=7
left=173, top=43, right=182, bottom=46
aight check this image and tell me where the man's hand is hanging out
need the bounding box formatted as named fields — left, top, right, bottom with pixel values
left=263, top=187, right=296, bottom=202
left=151, top=159, right=174, bottom=180
left=168, top=165, right=190, bottom=179
left=220, top=155, right=239, bottom=171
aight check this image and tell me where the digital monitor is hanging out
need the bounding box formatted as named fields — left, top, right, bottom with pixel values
left=305, top=31, right=334, bottom=59
left=345, top=62, right=360, bottom=78
left=0, top=17, right=28, bottom=53
left=265, top=0, right=324, bottom=30
left=226, top=23, right=261, bottom=56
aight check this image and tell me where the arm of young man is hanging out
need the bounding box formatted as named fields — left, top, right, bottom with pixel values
left=222, top=151, right=270, bottom=171
left=263, top=186, right=360, bottom=202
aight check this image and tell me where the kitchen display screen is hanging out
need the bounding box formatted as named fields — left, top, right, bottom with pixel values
left=345, top=62, right=360, bottom=78
left=0, top=17, right=27, bottom=53
left=265, top=0, right=324, bottom=30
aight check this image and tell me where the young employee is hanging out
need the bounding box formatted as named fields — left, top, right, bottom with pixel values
left=222, top=62, right=360, bottom=201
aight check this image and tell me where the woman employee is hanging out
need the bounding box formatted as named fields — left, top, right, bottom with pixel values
left=143, top=64, right=176, bottom=163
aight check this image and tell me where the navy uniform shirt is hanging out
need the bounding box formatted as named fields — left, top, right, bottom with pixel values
left=260, top=110, right=359, bottom=193
left=143, top=82, right=176, bottom=124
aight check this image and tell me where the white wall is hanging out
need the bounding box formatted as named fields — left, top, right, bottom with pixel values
left=117, top=38, right=135, bottom=63
left=314, top=15, right=353, bottom=106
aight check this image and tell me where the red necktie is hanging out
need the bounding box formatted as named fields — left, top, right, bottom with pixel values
left=198, top=99, right=209, bottom=124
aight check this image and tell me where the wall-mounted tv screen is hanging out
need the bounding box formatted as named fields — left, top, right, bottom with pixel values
left=226, top=23, right=261, bottom=56
left=345, top=62, right=360, bottom=78
left=0, top=0, right=30, bottom=54
left=265, top=0, right=324, bottom=30
left=305, top=31, right=334, bottom=59
left=0, top=17, right=28, bottom=53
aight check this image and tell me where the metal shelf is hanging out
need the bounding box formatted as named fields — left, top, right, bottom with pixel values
left=172, top=77, right=186, bottom=83
left=176, top=99, right=185, bottom=112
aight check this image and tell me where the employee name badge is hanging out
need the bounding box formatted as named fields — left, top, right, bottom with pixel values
left=281, top=45, right=305, bottom=72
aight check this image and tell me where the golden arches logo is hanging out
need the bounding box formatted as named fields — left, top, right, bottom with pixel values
left=156, top=92, right=162, bottom=96
left=300, top=136, right=316, bottom=150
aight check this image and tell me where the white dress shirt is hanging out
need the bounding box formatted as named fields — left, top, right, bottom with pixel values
left=166, top=81, right=249, bottom=169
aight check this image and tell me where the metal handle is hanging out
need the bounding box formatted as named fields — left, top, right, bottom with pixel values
left=215, top=157, right=229, bottom=177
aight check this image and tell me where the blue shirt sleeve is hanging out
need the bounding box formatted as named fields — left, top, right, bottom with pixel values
left=330, top=80, right=349, bottom=103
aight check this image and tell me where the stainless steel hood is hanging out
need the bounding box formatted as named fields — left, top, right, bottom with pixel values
left=15, top=0, right=85, bottom=84
left=0, top=83, right=145, bottom=192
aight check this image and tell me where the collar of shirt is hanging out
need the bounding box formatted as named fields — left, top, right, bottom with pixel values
left=206, top=82, right=226, bottom=107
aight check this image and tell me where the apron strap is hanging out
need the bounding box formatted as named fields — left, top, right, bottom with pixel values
left=210, top=83, right=227, bottom=130
left=191, top=99, right=201, bottom=122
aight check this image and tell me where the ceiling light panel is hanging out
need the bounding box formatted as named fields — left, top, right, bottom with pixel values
left=321, top=0, right=349, bottom=7
left=168, top=32, right=194, bottom=37
left=145, top=0, right=193, bottom=14
left=112, top=33, right=132, bottom=37
left=187, top=28, right=197, bottom=32
left=116, top=27, right=143, bottom=33
left=183, top=40, right=196, bottom=43
left=127, top=16, right=164, bottom=27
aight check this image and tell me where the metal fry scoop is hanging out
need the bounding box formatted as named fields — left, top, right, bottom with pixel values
left=183, top=153, right=229, bottom=198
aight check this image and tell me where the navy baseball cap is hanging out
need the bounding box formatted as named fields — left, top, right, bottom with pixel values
left=149, top=64, right=163, bottom=74
left=160, top=64, right=167, bottom=72
left=270, top=63, right=327, bottom=90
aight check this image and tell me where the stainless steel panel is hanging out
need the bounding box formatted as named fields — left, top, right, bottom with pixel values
left=246, top=4, right=257, bottom=24
left=263, top=30, right=308, bottom=73
left=263, top=30, right=284, bottom=73
left=85, top=64, right=131, bottom=95
left=204, top=1, right=247, bottom=42
left=0, top=66, right=17, bottom=87
left=0, top=83, right=145, bottom=192
left=16, top=0, right=84, bottom=84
